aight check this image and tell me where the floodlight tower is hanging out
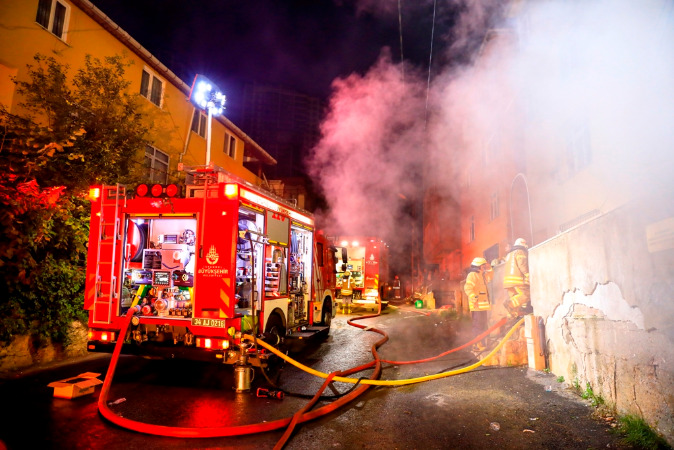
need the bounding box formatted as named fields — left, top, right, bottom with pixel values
left=188, top=74, right=226, bottom=165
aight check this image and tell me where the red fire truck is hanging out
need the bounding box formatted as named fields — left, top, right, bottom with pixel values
left=334, top=236, right=390, bottom=308
left=84, top=165, right=339, bottom=370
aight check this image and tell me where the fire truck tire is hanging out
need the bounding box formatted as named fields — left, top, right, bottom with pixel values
left=264, top=313, right=286, bottom=348
left=319, top=300, right=332, bottom=330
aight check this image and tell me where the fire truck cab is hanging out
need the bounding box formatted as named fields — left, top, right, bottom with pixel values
left=85, top=165, right=338, bottom=370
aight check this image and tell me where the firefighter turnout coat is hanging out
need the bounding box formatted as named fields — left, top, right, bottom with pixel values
left=503, top=246, right=529, bottom=288
left=464, top=267, right=492, bottom=311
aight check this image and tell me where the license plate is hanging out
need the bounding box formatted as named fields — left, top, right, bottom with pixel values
left=191, top=318, right=227, bottom=328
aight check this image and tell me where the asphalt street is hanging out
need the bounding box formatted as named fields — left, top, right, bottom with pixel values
left=0, top=305, right=627, bottom=449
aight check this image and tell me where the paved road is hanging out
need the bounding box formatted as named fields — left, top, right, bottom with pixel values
left=0, top=305, right=626, bottom=449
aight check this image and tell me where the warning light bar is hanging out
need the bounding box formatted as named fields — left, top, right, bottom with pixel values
left=135, top=183, right=182, bottom=199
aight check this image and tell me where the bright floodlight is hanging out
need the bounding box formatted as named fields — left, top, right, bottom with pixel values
left=189, top=74, right=226, bottom=116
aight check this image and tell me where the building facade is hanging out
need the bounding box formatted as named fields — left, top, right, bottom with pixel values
left=0, top=0, right=276, bottom=186
left=423, top=0, right=674, bottom=442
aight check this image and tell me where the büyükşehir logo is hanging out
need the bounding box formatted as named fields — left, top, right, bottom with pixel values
left=206, top=245, right=219, bottom=265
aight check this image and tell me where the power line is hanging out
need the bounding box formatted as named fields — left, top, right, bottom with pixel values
left=398, top=0, right=405, bottom=84
left=424, top=0, right=438, bottom=131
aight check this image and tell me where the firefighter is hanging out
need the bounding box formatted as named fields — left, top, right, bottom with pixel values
left=340, top=271, right=353, bottom=314
left=464, top=257, right=493, bottom=351
left=503, top=238, right=532, bottom=318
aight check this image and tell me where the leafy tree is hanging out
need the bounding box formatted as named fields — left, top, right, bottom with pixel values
left=0, top=53, right=151, bottom=193
left=0, top=53, right=154, bottom=344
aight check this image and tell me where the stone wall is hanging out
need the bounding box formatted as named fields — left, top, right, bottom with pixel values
left=529, top=195, right=674, bottom=444
left=0, top=321, right=88, bottom=374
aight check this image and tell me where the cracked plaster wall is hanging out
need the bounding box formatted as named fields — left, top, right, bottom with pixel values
left=529, top=197, right=674, bottom=443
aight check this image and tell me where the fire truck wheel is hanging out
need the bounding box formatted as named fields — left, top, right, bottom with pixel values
left=320, top=302, right=332, bottom=330
left=264, top=313, right=286, bottom=349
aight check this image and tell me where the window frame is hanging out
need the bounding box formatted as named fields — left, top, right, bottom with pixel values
left=35, top=0, right=70, bottom=41
left=140, top=67, right=164, bottom=108
left=191, top=109, right=206, bottom=138
left=144, top=145, right=169, bottom=183
left=489, top=191, right=500, bottom=221
left=224, top=133, right=237, bottom=159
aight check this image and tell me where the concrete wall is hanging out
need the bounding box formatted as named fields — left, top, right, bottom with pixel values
left=529, top=193, right=674, bottom=444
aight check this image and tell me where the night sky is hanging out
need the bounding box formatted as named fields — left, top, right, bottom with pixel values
left=90, top=0, right=461, bottom=113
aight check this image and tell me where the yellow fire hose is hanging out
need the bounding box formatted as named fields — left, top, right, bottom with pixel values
left=245, top=316, right=525, bottom=386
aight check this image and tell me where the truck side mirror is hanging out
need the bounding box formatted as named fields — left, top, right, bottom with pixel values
left=341, top=248, right=348, bottom=265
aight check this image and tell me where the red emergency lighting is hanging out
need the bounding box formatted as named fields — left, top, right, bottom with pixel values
left=196, top=337, right=230, bottom=350
left=136, top=184, right=149, bottom=197
left=88, top=187, right=101, bottom=201
left=165, top=184, right=179, bottom=198
left=151, top=184, right=163, bottom=197
left=135, top=183, right=182, bottom=198
left=88, top=330, right=116, bottom=342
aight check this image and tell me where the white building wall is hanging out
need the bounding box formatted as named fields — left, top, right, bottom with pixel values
left=530, top=193, right=674, bottom=443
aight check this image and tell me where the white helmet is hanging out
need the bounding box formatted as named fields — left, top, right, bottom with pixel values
left=471, top=257, right=487, bottom=267
left=515, top=238, right=528, bottom=248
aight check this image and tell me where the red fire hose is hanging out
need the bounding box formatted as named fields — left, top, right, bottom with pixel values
left=98, top=302, right=512, bottom=447
left=98, top=308, right=386, bottom=441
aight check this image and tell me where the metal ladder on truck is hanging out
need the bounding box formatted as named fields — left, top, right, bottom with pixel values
left=92, top=184, right=126, bottom=324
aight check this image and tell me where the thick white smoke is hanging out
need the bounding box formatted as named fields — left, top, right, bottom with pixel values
left=309, top=0, right=674, bottom=255
left=306, top=50, right=427, bottom=239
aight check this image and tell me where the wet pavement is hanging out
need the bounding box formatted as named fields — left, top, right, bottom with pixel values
left=0, top=304, right=628, bottom=449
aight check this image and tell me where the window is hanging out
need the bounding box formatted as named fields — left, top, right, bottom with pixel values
left=36, top=0, right=69, bottom=40
left=140, top=68, right=164, bottom=107
left=191, top=109, right=206, bottom=138
left=144, top=145, right=169, bottom=183
left=469, top=216, right=475, bottom=242
left=490, top=192, right=500, bottom=221
left=566, top=122, right=591, bottom=175
left=224, top=133, right=236, bottom=159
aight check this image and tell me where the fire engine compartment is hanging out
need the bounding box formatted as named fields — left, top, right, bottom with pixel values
left=122, top=216, right=197, bottom=319
left=86, top=178, right=327, bottom=365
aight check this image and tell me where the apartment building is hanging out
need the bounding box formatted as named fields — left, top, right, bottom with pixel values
left=0, top=0, right=276, bottom=186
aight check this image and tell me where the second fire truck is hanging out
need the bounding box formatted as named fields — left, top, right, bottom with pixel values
left=334, top=236, right=390, bottom=309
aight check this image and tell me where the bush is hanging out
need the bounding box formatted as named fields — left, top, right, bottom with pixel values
left=0, top=175, right=89, bottom=344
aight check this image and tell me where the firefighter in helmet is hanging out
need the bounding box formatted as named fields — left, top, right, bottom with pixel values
left=464, top=257, right=493, bottom=351
left=340, top=270, right=353, bottom=314
left=503, top=238, right=532, bottom=318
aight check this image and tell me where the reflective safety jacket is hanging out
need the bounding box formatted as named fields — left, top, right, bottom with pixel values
left=464, top=267, right=492, bottom=311
left=341, top=274, right=353, bottom=296
left=503, top=246, right=529, bottom=288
